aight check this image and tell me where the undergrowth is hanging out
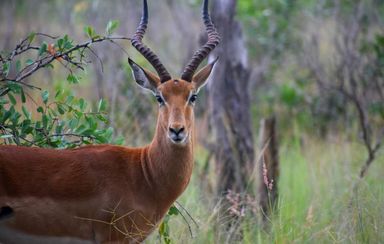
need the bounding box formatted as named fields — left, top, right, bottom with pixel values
left=149, top=133, right=384, bottom=244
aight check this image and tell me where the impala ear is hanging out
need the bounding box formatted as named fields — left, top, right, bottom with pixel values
left=128, top=58, right=161, bottom=94
left=192, top=57, right=218, bottom=93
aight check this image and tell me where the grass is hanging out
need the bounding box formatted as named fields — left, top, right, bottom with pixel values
left=146, top=133, right=384, bottom=243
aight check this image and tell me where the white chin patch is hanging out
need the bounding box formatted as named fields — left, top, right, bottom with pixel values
left=168, top=135, right=188, bottom=145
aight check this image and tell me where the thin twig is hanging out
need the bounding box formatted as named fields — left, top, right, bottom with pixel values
left=87, top=46, right=104, bottom=73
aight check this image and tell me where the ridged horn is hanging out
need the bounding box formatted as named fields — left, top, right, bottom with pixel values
left=131, top=0, right=171, bottom=83
left=181, top=0, right=220, bottom=82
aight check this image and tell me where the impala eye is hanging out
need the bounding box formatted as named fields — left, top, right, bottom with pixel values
left=189, top=94, right=197, bottom=104
left=156, top=95, right=165, bottom=106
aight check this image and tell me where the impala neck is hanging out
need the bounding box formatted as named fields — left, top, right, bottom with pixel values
left=145, top=116, right=194, bottom=205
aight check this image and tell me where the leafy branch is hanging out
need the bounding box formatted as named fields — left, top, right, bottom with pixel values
left=1, top=22, right=129, bottom=95
left=0, top=20, right=127, bottom=148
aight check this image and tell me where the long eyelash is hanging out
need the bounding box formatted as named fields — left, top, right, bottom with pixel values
left=156, top=95, right=164, bottom=105
left=189, top=94, right=197, bottom=104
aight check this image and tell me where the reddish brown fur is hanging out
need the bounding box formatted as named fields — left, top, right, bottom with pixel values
left=0, top=80, right=199, bottom=243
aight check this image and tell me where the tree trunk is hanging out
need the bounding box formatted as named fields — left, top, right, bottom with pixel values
left=208, top=0, right=254, bottom=204
left=207, top=1, right=255, bottom=240
left=258, top=117, right=279, bottom=223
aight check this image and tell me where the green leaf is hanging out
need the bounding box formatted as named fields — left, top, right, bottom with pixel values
left=41, top=90, right=49, bottom=104
left=38, top=42, right=48, bottom=56
left=55, top=89, right=63, bottom=98
left=37, top=106, right=44, bottom=113
left=82, top=139, right=92, bottom=145
left=63, top=34, right=73, bottom=49
left=27, top=32, right=36, bottom=43
left=106, top=20, right=120, bottom=35
left=96, top=114, right=108, bottom=123
left=35, top=121, right=42, bottom=129
left=159, top=222, right=166, bottom=236
left=68, top=118, right=79, bottom=129
left=49, top=139, right=60, bottom=148
left=7, top=83, right=22, bottom=92
left=57, top=38, right=64, bottom=50
left=25, top=59, right=34, bottom=65
left=7, top=93, right=16, bottom=105
left=15, top=60, right=21, bottom=73
left=65, top=95, right=74, bottom=104
left=42, top=114, right=49, bottom=129
left=0, top=134, right=13, bottom=139
left=104, top=127, right=114, bottom=140
left=10, top=109, right=21, bottom=125
left=97, top=99, right=107, bottom=112
left=57, top=103, right=66, bottom=115
left=84, top=26, right=96, bottom=39
left=114, top=135, right=125, bottom=145
left=74, top=110, right=83, bottom=118
left=22, top=105, right=31, bottom=118
left=0, top=98, right=9, bottom=105
left=94, top=134, right=108, bottom=144
left=168, top=206, right=179, bottom=216
left=2, top=62, right=10, bottom=76
left=21, top=119, right=32, bottom=134
left=64, top=41, right=74, bottom=50
left=158, top=219, right=171, bottom=244
left=2, top=110, right=12, bottom=123
left=85, top=116, right=97, bottom=130
left=75, top=124, right=87, bottom=134
left=23, top=126, right=33, bottom=134
left=49, top=108, right=58, bottom=117
left=20, top=89, right=26, bottom=103
left=55, top=121, right=64, bottom=134
left=79, top=98, right=86, bottom=111
left=67, top=74, right=79, bottom=84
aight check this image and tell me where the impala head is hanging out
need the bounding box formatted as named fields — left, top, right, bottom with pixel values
left=129, top=0, right=220, bottom=145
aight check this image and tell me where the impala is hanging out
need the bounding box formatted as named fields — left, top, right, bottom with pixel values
left=0, top=0, right=220, bottom=243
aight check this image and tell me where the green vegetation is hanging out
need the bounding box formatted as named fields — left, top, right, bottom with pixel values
left=0, top=23, right=125, bottom=148
left=150, top=136, right=383, bottom=243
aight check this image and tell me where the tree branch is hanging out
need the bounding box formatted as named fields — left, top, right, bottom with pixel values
left=0, top=34, right=131, bottom=92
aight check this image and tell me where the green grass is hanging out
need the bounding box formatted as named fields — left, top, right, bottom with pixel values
left=147, top=133, right=384, bottom=243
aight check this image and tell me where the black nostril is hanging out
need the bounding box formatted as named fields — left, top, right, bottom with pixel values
left=169, top=127, right=184, bottom=135
left=0, top=206, right=14, bottom=220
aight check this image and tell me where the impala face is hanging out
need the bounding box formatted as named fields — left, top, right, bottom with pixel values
left=129, top=0, right=219, bottom=146
left=129, top=58, right=217, bottom=146
left=156, top=80, right=195, bottom=145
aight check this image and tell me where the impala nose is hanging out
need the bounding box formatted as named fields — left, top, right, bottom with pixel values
left=169, top=127, right=184, bottom=135
left=168, top=125, right=186, bottom=143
